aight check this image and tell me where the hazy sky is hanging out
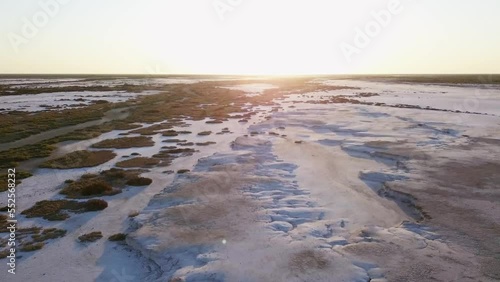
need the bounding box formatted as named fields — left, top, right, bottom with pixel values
left=1, top=0, right=499, bottom=75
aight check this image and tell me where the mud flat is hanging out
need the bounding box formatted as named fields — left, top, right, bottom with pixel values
left=1, top=76, right=499, bottom=281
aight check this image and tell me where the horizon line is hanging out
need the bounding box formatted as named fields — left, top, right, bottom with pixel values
left=1, top=73, right=499, bottom=77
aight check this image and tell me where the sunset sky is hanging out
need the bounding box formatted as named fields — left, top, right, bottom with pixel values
left=1, top=0, right=499, bottom=75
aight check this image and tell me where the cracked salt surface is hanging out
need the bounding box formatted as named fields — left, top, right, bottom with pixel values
left=128, top=136, right=378, bottom=281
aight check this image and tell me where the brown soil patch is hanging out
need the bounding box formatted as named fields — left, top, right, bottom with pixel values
left=288, top=250, right=330, bottom=274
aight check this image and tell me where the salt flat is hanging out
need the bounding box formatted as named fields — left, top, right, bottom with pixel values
left=1, top=76, right=499, bottom=281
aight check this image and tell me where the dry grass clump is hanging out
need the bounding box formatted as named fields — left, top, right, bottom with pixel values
left=8, top=226, right=59, bottom=255
left=99, top=168, right=148, bottom=186
left=91, top=136, right=154, bottom=149
left=108, top=233, right=127, bottom=241
left=0, top=143, right=54, bottom=169
left=16, top=226, right=41, bottom=236
left=206, top=120, right=224, bottom=124
left=60, top=168, right=152, bottom=197
left=0, top=249, right=9, bottom=259
left=0, top=102, right=113, bottom=144
left=178, top=142, right=194, bottom=146
left=60, top=178, right=118, bottom=198
left=0, top=215, right=9, bottom=232
left=153, top=148, right=197, bottom=162
left=126, top=177, right=153, bottom=186
left=162, top=148, right=196, bottom=154
left=78, top=231, right=103, bottom=242
left=162, top=130, right=179, bottom=137
left=196, top=142, right=216, bottom=146
left=84, top=199, right=108, bottom=211
left=21, top=199, right=108, bottom=221
left=0, top=170, right=32, bottom=192
left=40, top=150, right=116, bottom=169
left=129, top=122, right=177, bottom=135
left=163, top=139, right=186, bottom=143
left=20, top=241, right=45, bottom=252
left=115, top=157, right=160, bottom=168
left=32, top=228, right=67, bottom=242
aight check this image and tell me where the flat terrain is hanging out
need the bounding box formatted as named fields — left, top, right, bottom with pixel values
left=0, top=75, right=499, bottom=281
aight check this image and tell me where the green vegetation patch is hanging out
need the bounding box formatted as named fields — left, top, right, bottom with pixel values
left=21, top=199, right=108, bottom=221
left=20, top=241, right=45, bottom=252
left=0, top=103, right=113, bottom=144
left=91, top=136, right=154, bottom=149
left=78, top=231, right=103, bottom=243
left=178, top=142, right=194, bottom=146
left=0, top=170, right=33, bottom=192
left=99, top=168, right=147, bottom=186
left=129, top=123, right=173, bottom=135
left=0, top=226, right=68, bottom=256
left=0, top=249, right=9, bottom=259
left=0, top=214, right=9, bottom=233
left=115, top=157, right=160, bottom=168
left=0, top=79, right=314, bottom=172
left=196, top=141, right=216, bottom=146
left=108, top=233, right=127, bottom=241
left=0, top=224, right=68, bottom=257
left=60, top=178, right=119, bottom=199
left=40, top=150, right=116, bottom=169
left=126, top=177, right=153, bottom=186
left=162, top=139, right=186, bottom=143
left=162, top=130, right=179, bottom=137
left=32, top=228, right=67, bottom=242
left=16, top=226, right=42, bottom=237
left=59, top=168, right=149, bottom=198
left=0, top=143, right=54, bottom=169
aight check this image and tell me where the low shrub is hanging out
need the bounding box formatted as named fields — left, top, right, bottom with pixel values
left=78, top=231, right=103, bottom=242
left=126, top=177, right=152, bottom=186
left=108, top=233, right=127, bottom=241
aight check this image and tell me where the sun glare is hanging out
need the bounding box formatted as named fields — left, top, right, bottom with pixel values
left=136, top=1, right=360, bottom=75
